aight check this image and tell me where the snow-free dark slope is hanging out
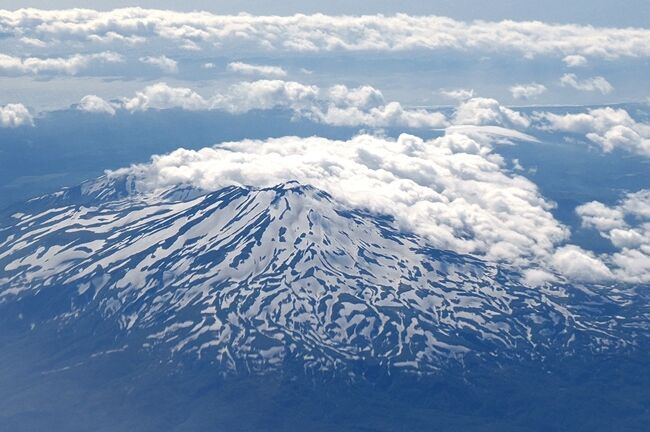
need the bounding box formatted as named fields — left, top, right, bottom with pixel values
left=1, top=177, right=650, bottom=431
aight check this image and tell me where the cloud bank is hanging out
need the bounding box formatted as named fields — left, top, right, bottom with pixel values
left=110, top=133, right=568, bottom=270
left=1, top=9, right=650, bottom=59
left=116, top=80, right=448, bottom=129
left=73, top=79, right=648, bottom=160
left=104, top=129, right=649, bottom=284
left=102, top=80, right=537, bottom=131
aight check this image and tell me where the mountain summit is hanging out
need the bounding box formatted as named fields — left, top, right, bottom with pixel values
left=1, top=177, right=647, bottom=379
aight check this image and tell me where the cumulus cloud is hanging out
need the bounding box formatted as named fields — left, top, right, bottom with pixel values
left=574, top=190, right=650, bottom=283
left=119, top=80, right=448, bottom=128
left=313, top=101, right=447, bottom=129
left=227, top=62, right=287, bottom=78
left=210, top=80, right=319, bottom=113
left=102, top=80, right=542, bottom=132
left=562, top=54, right=588, bottom=67
left=77, top=95, right=116, bottom=115
left=560, top=73, right=613, bottom=94
left=0, top=103, right=33, bottom=127
left=509, top=83, right=547, bottom=100
left=139, top=55, right=178, bottom=73
left=439, top=88, right=474, bottom=101
left=109, top=133, right=568, bottom=268
left=0, top=51, right=123, bottom=75
left=454, top=97, right=530, bottom=128
left=312, top=84, right=446, bottom=128
left=537, top=107, right=650, bottom=157
left=1, top=9, right=650, bottom=59
left=521, top=268, right=558, bottom=287
left=123, top=82, right=209, bottom=111
left=551, top=245, right=613, bottom=283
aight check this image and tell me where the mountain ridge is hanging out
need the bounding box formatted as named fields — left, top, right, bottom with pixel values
left=1, top=178, right=649, bottom=380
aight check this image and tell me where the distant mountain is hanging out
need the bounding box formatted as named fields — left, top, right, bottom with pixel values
left=2, top=176, right=648, bottom=381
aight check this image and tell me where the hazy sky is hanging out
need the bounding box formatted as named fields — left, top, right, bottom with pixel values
left=2, top=0, right=650, bottom=27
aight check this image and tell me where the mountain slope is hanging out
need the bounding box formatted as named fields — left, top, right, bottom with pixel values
left=1, top=178, right=648, bottom=378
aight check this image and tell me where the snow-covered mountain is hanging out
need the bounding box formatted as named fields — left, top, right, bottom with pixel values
left=1, top=176, right=649, bottom=379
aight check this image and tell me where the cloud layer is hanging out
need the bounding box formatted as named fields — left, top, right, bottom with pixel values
left=66, top=79, right=650, bottom=161
left=1, top=9, right=649, bottom=59
left=116, top=80, right=449, bottom=128
left=110, top=133, right=568, bottom=270
left=104, top=128, right=650, bottom=284
left=90, top=80, right=542, bottom=132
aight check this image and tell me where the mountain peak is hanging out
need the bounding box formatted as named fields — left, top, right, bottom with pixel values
left=1, top=179, right=648, bottom=378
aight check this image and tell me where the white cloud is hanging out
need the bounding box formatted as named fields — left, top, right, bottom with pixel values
left=2, top=9, right=650, bottom=59
left=202, top=62, right=216, bottom=69
left=77, top=95, right=116, bottom=115
left=139, top=55, right=178, bottom=74
left=313, top=102, right=447, bottom=129
left=312, top=84, right=447, bottom=128
left=227, top=62, right=287, bottom=78
left=537, top=107, right=650, bottom=157
left=19, top=36, right=46, bottom=47
left=560, top=73, right=613, bottom=94
left=562, top=54, right=588, bottom=67
left=119, top=80, right=448, bottom=129
left=96, top=81, right=544, bottom=132
left=439, top=88, right=474, bottom=101
left=576, top=201, right=625, bottom=232
left=575, top=190, right=650, bottom=283
left=210, top=80, right=319, bottom=113
left=0, top=51, right=123, bottom=75
left=551, top=245, right=613, bottom=283
left=0, top=103, right=33, bottom=128
left=109, top=133, right=568, bottom=269
left=327, top=85, right=385, bottom=110
left=123, top=82, right=209, bottom=111
left=521, top=268, right=558, bottom=287
left=87, top=31, right=145, bottom=45
left=509, top=83, right=547, bottom=100
left=454, top=97, right=530, bottom=128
